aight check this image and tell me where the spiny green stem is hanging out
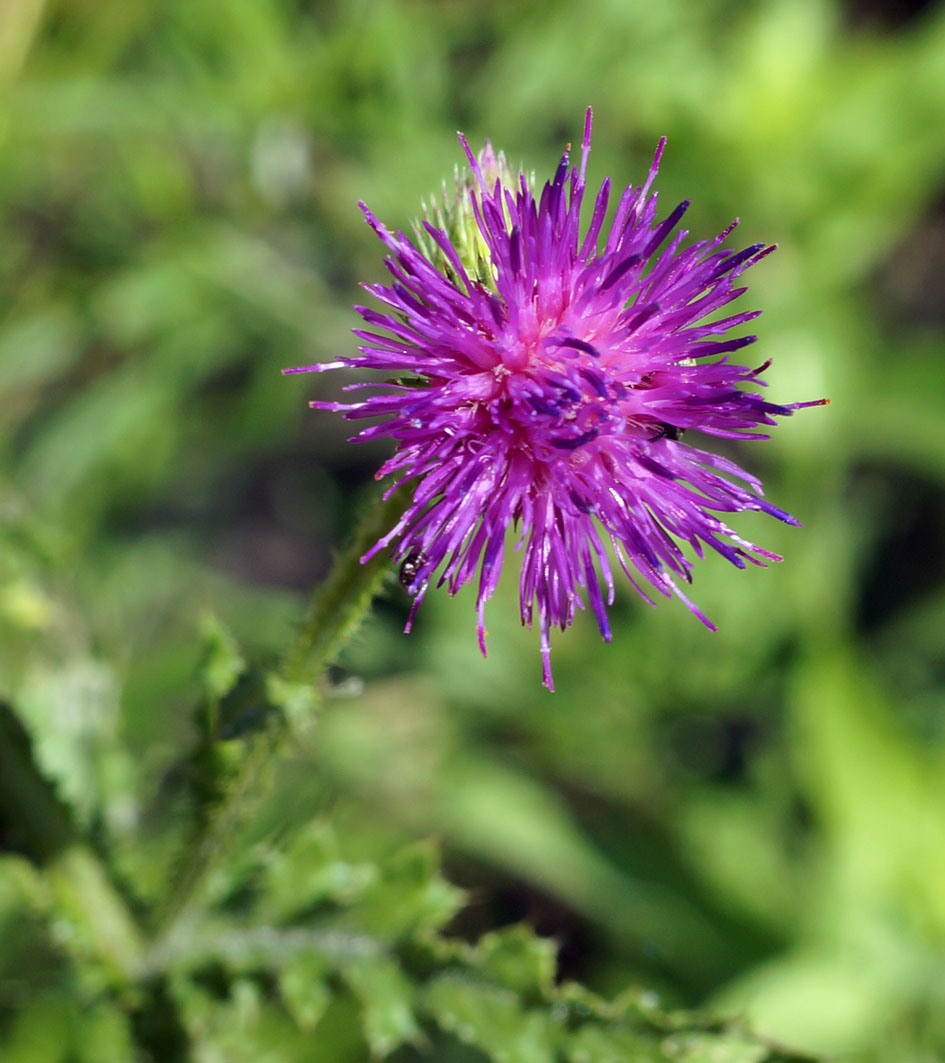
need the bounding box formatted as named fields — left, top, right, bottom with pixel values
left=150, top=486, right=407, bottom=950
left=149, top=725, right=280, bottom=948
left=281, top=485, right=408, bottom=683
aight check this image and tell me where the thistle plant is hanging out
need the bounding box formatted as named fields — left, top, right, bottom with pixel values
left=0, top=112, right=827, bottom=1063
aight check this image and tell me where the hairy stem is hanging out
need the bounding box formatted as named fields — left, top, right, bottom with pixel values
left=150, top=487, right=406, bottom=951
left=281, top=486, right=407, bottom=682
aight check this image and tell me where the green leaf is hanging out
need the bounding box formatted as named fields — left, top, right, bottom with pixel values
left=423, top=971, right=559, bottom=1063
left=16, top=658, right=128, bottom=830
left=350, top=840, right=466, bottom=941
left=473, top=925, right=557, bottom=1000
left=175, top=976, right=320, bottom=1063
left=47, top=848, right=145, bottom=990
left=74, top=1002, right=136, bottom=1063
left=265, top=673, right=318, bottom=732
left=0, top=993, right=135, bottom=1063
left=0, top=856, right=56, bottom=988
left=0, top=853, right=47, bottom=913
left=1, top=993, right=74, bottom=1063
left=341, top=954, right=424, bottom=1057
left=658, top=1032, right=769, bottom=1063
left=565, top=1024, right=667, bottom=1063
left=199, top=612, right=246, bottom=702
left=278, top=950, right=332, bottom=1031
left=261, top=820, right=377, bottom=921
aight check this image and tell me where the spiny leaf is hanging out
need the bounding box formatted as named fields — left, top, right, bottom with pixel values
left=473, top=925, right=557, bottom=1001
left=349, top=840, right=467, bottom=942
left=565, top=1024, right=668, bottom=1063
left=341, top=953, right=424, bottom=1057
left=261, top=819, right=377, bottom=920
left=422, top=971, right=559, bottom=1063
left=278, top=950, right=332, bottom=1031
left=199, top=612, right=246, bottom=703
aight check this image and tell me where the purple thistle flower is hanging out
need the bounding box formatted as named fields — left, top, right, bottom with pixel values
left=287, top=109, right=826, bottom=690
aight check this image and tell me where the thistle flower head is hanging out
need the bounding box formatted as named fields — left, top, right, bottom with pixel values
left=288, top=110, right=825, bottom=689
left=413, top=140, right=528, bottom=290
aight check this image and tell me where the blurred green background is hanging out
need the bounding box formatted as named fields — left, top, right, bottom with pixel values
left=2, top=0, right=945, bottom=1059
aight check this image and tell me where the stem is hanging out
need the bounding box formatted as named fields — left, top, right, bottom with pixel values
left=150, top=726, right=279, bottom=949
left=150, top=486, right=407, bottom=951
left=281, top=485, right=408, bottom=682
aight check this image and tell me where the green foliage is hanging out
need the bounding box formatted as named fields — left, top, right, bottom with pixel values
left=0, top=721, right=808, bottom=1061
left=2, top=0, right=945, bottom=1060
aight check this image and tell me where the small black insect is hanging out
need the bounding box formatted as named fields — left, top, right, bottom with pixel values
left=399, top=551, right=428, bottom=594
left=650, top=422, right=685, bottom=441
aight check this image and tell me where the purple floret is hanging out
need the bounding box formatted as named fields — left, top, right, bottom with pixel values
left=287, top=109, right=825, bottom=689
